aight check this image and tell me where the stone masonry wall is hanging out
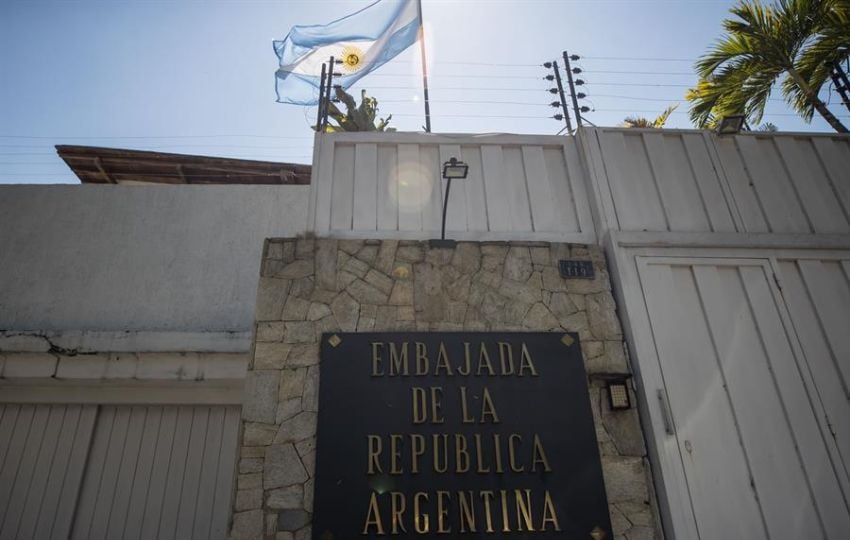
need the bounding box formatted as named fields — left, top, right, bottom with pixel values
left=233, top=237, right=659, bottom=540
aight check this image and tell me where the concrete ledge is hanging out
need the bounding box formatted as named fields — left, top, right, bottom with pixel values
left=0, top=379, right=244, bottom=405
left=1, top=352, right=248, bottom=381
left=0, top=330, right=253, bottom=353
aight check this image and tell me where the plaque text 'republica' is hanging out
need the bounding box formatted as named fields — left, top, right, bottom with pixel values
left=362, top=340, right=561, bottom=535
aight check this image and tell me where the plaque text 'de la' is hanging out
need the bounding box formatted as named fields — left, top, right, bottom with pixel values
left=313, top=332, right=611, bottom=539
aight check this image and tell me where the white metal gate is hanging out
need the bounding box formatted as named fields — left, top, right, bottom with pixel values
left=0, top=404, right=240, bottom=540
left=628, top=253, right=850, bottom=539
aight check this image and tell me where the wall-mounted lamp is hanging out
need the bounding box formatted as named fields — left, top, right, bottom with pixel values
left=430, top=157, right=469, bottom=249
left=716, top=115, right=746, bottom=135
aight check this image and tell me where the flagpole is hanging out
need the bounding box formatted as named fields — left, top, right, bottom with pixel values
left=417, top=0, right=432, bottom=132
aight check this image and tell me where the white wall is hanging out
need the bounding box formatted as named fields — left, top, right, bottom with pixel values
left=308, top=132, right=595, bottom=243
left=0, top=185, right=308, bottom=336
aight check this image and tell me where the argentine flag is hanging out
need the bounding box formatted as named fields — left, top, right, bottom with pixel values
left=274, top=0, right=421, bottom=105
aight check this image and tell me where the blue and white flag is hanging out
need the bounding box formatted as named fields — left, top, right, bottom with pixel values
left=274, top=0, right=421, bottom=105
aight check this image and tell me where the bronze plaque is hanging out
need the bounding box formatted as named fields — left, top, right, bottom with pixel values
left=313, top=332, right=611, bottom=538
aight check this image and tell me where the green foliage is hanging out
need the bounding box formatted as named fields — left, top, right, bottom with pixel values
left=323, top=87, right=396, bottom=133
left=687, top=0, right=848, bottom=132
left=622, top=105, right=679, bottom=128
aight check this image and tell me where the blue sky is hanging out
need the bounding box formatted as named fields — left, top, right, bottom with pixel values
left=1, top=0, right=847, bottom=184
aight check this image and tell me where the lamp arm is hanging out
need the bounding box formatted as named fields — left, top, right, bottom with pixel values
left=440, top=177, right=452, bottom=241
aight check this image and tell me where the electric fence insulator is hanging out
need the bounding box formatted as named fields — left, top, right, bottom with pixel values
left=548, top=88, right=559, bottom=94
left=571, top=68, right=582, bottom=74
left=544, top=75, right=555, bottom=81
left=331, top=99, right=340, bottom=103
left=334, top=59, right=343, bottom=64
left=543, top=62, right=553, bottom=68
left=569, top=54, right=580, bottom=61
left=332, top=73, right=342, bottom=77
left=550, top=101, right=561, bottom=107
left=580, top=106, right=591, bottom=113
left=575, top=79, right=585, bottom=86
left=577, top=92, right=587, bottom=99
left=553, top=114, right=564, bottom=120
left=333, top=84, right=342, bottom=89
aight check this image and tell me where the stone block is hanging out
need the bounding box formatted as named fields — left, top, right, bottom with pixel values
left=239, top=458, right=263, bottom=474
left=267, top=485, right=303, bottom=510
left=303, top=478, right=315, bottom=511
left=287, top=344, right=318, bottom=367
left=364, top=269, right=394, bottom=295
left=602, top=456, right=649, bottom=503
left=530, top=246, right=550, bottom=266
left=2, top=353, right=56, bottom=378
left=295, top=437, right=316, bottom=476
left=294, top=525, right=312, bottom=540
left=244, top=422, right=278, bottom=446
left=238, top=473, right=263, bottom=490
left=306, top=303, right=331, bottom=321
left=264, top=444, right=308, bottom=489
left=278, top=510, right=311, bottom=532
left=256, top=278, right=290, bottom=321
left=343, top=257, right=370, bottom=278
left=256, top=322, right=286, bottom=342
left=388, top=281, right=413, bottom=306
left=231, top=509, right=263, bottom=540
left=243, top=370, right=278, bottom=424
left=503, top=246, right=533, bottom=281
left=55, top=355, right=108, bottom=379
left=374, top=240, right=398, bottom=274
left=241, top=446, right=265, bottom=458
left=274, top=411, right=317, bottom=444
left=314, top=239, right=338, bottom=290
left=452, top=242, right=481, bottom=273
left=235, top=489, right=263, bottom=511
left=274, top=260, right=314, bottom=280
left=396, top=245, right=424, bottom=262
left=277, top=398, right=303, bottom=424
left=276, top=533, right=295, bottom=540
left=281, top=297, right=311, bottom=321
left=283, top=322, right=315, bottom=344
left=355, top=245, right=378, bottom=264
left=279, top=368, right=307, bottom=401
left=588, top=292, right=623, bottom=340
left=295, top=237, right=315, bottom=258
left=601, top=391, right=645, bottom=456
left=254, top=343, right=291, bottom=370
left=347, top=279, right=389, bottom=304
left=330, top=292, right=359, bottom=332
left=357, top=304, right=377, bottom=331
left=302, top=366, right=319, bottom=412
left=339, top=239, right=363, bottom=255
left=290, top=277, right=315, bottom=299
left=523, top=303, right=559, bottom=329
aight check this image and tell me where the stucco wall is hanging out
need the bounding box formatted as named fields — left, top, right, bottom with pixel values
left=0, top=185, right=309, bottom=335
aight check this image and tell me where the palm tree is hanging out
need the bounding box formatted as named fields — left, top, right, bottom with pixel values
left=622, top=105, right=678, bottom=128
left=794, top=0, right=850, bottom=116
left=687, top=0, right=848, bottom=133
left=322, top=87, right=396, bottom=133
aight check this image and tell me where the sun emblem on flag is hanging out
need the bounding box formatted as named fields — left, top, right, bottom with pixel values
left=340, top=45, right=365, bottom=73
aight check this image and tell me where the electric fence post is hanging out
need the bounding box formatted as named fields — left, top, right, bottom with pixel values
left=563, top=51, right=583, bottom=128
left=545, top=61, right=572, bottom=134
left=315, top=62, right=327, bottom=132
left=831, top=61, right=850, bottom=113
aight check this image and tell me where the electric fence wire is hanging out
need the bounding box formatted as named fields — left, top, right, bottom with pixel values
left=3, top=53, right=846, bottom=180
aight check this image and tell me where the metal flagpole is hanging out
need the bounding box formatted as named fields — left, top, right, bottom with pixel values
left=417, top=0, right=432, bottom=132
